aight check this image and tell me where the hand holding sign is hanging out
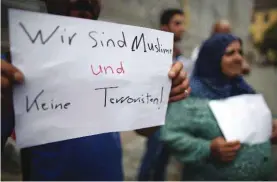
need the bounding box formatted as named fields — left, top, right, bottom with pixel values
left=1, top=60, right=24, bottom=89
left=1, top=59, right=24, bottom=117
left=168, top=61, right=190, bottom=102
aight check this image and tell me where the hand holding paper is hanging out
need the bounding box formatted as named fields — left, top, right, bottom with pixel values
left=271, top=119, right=277, bottom=144
left=210, top=137, right=241, bottom=162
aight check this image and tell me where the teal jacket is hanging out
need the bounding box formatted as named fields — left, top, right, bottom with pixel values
left=161, top=97, right=274, bottom=181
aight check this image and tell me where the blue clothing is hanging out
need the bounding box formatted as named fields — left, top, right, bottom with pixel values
left=1, top=53, right=123, bottom=181
left=3, top=119, right=123, bottom=180
left=21, top=132, right=123, bottom=181
left=1, top=53, right=7, bottom=60
left=1, top=53, right=15, bottom=149
left=1, top=113, right=15, bottom=149
left=137, top=130, right=170, bottom=181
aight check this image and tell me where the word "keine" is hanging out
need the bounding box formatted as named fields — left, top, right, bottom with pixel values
left=26, top=90, right=71, bottom=112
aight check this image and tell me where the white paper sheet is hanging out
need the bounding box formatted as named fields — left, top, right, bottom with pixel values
left=9, top=9, right=173, bottom=148
left=209, top=94, right=272, bottom=145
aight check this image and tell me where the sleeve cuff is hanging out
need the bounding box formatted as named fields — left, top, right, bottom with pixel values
left=200, top=140, right=212, bottom=160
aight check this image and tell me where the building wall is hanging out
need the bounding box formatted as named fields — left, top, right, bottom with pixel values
left=179, top=0, right=254, bottom=56
left=1, top=0, right=254, bottom=56
left=100, top=0, right=254, bottom=57
left=250, top=8, right=277, bottom=43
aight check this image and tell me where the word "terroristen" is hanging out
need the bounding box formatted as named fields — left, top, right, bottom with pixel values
left=95, top=86, right=164, bottom=109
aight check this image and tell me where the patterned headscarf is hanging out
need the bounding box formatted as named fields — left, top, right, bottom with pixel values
left=190, top=33, right=255, bottom=99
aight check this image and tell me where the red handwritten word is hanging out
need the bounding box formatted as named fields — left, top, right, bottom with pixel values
left=91, top=61, right=125, bottom=75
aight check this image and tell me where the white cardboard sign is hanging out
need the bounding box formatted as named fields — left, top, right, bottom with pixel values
left=9, top=9, right=173, bottom=148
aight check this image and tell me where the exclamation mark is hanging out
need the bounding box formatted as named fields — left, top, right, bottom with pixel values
left=158, top=86, right=164, bottom=110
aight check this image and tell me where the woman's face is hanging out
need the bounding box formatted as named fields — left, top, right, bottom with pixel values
left=221, top=40, right=244, bottom=77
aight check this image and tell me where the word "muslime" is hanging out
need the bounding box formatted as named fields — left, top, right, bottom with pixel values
left=19, top=22, right=172, bottom=55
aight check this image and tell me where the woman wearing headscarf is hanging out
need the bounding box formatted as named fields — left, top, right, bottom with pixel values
left=161, top=33, right=276, bottom=180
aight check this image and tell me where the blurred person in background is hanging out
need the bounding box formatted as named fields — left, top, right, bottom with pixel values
left=162, top=9, right=195, bottom=77
left=191, top=20, right=251, bottom=76
left=137, top=8, right=190, bottom=181
left=1, top=0, right=191, bottom=180
left=161, top=33, right=277, bottom=180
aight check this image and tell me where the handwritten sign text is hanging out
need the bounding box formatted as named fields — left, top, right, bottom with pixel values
left=9, top=9, right=173, bottom=148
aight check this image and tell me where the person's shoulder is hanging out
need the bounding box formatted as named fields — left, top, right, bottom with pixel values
left=168, top=96, right=210, bottom=113
left=191, top=46, right=200, bottom=54
left=166, top=97, right=212, bottom=128
left=176, top=55, right=194, bottom=70
left=185, top=96, right=210, bottom=109
left=192, top=46, right=200, bottom=51
left=176, top=55, right=190, bottom=62
left=190, top=46, right=200, bottom=62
